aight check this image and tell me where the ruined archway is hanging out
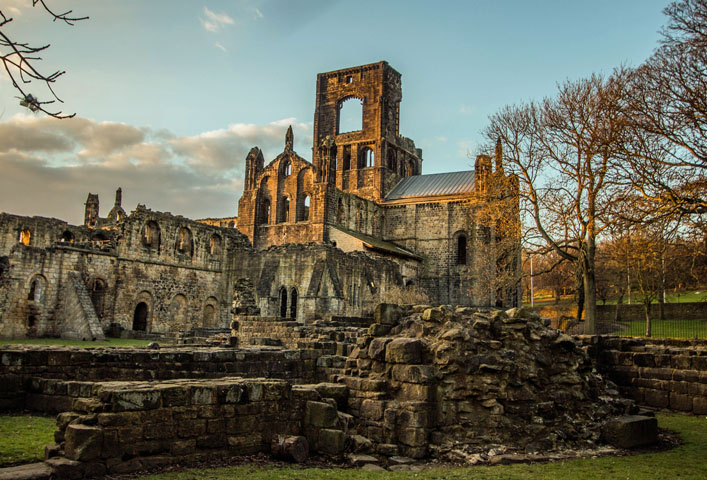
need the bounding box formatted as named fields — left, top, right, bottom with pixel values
left=132, top=302, right=148, bottom=331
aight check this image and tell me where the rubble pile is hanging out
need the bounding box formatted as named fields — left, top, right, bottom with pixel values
left=341, top=304, right=634, bottom=459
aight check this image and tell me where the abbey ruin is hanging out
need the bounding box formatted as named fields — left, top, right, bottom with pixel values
left=1, top=63, right=704, bottom=479
left=0, top=61, right=520, bottom=340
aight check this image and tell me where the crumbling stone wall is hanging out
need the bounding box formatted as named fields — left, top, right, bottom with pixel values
left=340, top=305, right=632, bottom=459
left=582, top=336, right=707, bottom=415
left=230, top=243, right=402, bottom=320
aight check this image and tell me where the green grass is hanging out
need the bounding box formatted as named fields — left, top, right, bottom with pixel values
left=615, top=319, right=707, bottom=339
left=137, top=414, right=707, bottom=480
left=0, top=415, right=55, bottom=466
left=0, top=337, right=154, bottom=348
left=531, top=290, right=707, bottom=307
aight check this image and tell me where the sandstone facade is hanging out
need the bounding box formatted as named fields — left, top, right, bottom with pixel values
left=0, top=62, right=519, bottom=339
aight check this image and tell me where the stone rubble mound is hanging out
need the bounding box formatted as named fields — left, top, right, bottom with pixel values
left=341, top=304, right=634, bottom=460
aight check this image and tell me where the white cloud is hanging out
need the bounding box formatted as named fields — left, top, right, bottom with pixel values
left=200, top=7, right=235, bottom=33
left=214, top=42, right=227, bottom=52
left=252, top=8, right=264, bottom=19
left=0, top=115, right=313, bottom=223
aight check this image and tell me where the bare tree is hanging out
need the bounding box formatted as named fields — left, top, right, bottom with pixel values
left=0, top=1, right=87, bottom=118
left=484, top=73, right=629, bottom=334
left=621, top=0, right=707, bottom=218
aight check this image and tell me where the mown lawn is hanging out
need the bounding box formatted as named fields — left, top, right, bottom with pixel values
left=138, top=414, right=707, bottom=480
left=1, top=337, right=154, bottom=348
left=616, top=319, right=707, bottom=340
left=0, top=415, right=55, bottom=466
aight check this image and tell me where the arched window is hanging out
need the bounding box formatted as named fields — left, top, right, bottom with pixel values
left=176, top=227, right=193, bottom=256
left=289, top=288, right=298, bottom=319
left=337, top=199, right=345, bottom=224
left=407, top=160, right=415, bottom=177
left=338, top=97, right=363, bottom=134
left=60, top=231, right=75, bottom=243
left=142, top=221, right=160, bottom=249
left=299, top=195, right=310, bottom=222
left=28, top=275, right=45, bottom=302
left=279, top=197, right=290, bottom=223
left=457, top=234, right=467, bottom=265
left=342, top=147, right=351, bottom=171
left=133, top=302, right=148, bottom=331
left=90, top=278, right=107, bottom=319
left=387, top=150, right=395, bottom=170
left=281, top=159, right=292, bottom=177
left=259, top=199, right=271, bottom=225
left=356, top=205, right=363, bottom=231
left=360, top=147, right=374, bottom=168
left=19, top=229, right=31, bottom=246
left=209, top=234, right=222, bottom=255
left=279, top=287, right=288, bottom=318
left=203, top=304, right=216, bottom=328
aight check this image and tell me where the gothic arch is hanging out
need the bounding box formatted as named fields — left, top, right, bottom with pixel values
left=337, top=96, right=364, bottom=134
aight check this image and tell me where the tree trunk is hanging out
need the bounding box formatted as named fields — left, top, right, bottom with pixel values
left=583, top=240, right=597, bottom=335
left=614, top=290, right=623, bottom=323
left=271, top=435, right=309, bottom=463
left=644, top=301, right=652, bottom=337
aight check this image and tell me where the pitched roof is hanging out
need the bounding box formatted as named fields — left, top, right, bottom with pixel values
left=384, top=171, right=475, bottom=201
left=330, top=225, right=421, bottom=260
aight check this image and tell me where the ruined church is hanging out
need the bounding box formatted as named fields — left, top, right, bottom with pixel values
left=0, top=61, right=520, bottom=339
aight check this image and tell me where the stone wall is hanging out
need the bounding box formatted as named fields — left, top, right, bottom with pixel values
left=45, top=378, right=353, bottom=477
left=0, top=346, right=321, bottom=412
left=581, top=336, right=707, bottom=415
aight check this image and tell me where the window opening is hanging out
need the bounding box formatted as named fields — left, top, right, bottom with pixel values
left=282, top=159, right=292, bottom=177
left=19, top=229, right=31, bottom=246
left=301, top=196, right=310, bottom=221
left=289, top=288, right=298, bottom=319
left=338, top=97, right=363, bottom=134
left=279, top=287, right=288, bottom=318
left=457, top=235, right=467, bottom=265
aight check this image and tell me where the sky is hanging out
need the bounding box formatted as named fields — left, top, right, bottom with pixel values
left=0, top=0, right=669, bottom=224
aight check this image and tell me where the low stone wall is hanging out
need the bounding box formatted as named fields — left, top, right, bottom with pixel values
left=45, top=378, right=352, bottom=477
left=580, top=336, right=707, bottom=414
left=0, top=346, right=320, bottom=412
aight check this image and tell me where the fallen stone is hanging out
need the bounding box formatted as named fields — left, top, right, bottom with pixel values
left=349, top=434, right=373, bottom=452
left=361, top=463, right=387, bottom=472
left=390, top=455, right=414, bottom=464
left=349, top=454, right=379, bottom=466
left=602, top=415, right=658, bottom=448
left=0, top=463, right=52, bottom=480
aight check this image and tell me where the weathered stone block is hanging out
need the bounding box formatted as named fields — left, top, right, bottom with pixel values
left=306, top=401, right=338, bottom=428
left=368, top=338, right=390, bottom=361
left=385, top=338, right=423, bottom=364
left=669, top=392, right=694, bottom=412
left=112, top=389, right=161, bottom=411
left=360, top=399, right=385, bottom=421
left=317, top=429, right=346, bottom=456
left=601, top=415, right=657, bottom=448
left=391, top=364, right=435, bottom=384
left=65, top=424, right=104, bottom=461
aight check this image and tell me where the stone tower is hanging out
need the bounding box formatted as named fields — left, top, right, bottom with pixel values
left=84, top=193, right=99, bottom=227
left=312, top=61, right=423, bottom=202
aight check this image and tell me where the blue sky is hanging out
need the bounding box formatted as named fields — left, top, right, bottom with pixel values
left=0, top=0, right=668, bottom=223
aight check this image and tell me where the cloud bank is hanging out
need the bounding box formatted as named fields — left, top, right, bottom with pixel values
left=0, top=115, right=311, bottom=224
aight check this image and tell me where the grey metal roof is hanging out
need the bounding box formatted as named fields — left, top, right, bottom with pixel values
left=384, top=171, right=475, bottom=201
